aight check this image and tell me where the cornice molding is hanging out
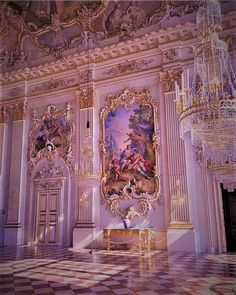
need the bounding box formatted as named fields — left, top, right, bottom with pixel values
left=0, top=21, right=196, bottom=85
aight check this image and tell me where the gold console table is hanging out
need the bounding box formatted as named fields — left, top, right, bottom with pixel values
left=103, top=228, right=155, bottom=252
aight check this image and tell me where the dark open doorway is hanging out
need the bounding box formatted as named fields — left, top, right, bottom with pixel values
left=221, top=184, right=236, bottom=251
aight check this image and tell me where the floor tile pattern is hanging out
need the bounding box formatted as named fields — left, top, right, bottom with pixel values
left=0, top=246, right=236, bottom=294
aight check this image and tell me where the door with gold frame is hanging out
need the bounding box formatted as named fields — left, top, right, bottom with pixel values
left=35, top=190, right=60, bottom=244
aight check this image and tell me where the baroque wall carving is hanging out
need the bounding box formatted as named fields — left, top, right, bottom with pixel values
left=103, top=59, right=153, bottom=77
left=9, top=102, right=27, bottom=121
left=0, top=1, right=200, bottom=72
left=28, top=103, right=75, bottom=176
left=0, top=106, right=8, bottom=123
left=159, top=68, right=182, bottom=92
left=31, top=77, right=76, bottom=95
left=163, top=48, right=178, bottom=62
left=76, top=86, right=95, bottom=109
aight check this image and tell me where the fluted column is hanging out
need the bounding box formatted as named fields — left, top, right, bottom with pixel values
left=160, top=69, right=195, bottom=251
left=165, top=91, right=190, bottom=224
left=4, top=101, right=27, bottom=245
left=159, top=82, right=171, bottom=226
left=0, top=105, right=8, bottom=246
left=191, top=147, right=227, bottom=252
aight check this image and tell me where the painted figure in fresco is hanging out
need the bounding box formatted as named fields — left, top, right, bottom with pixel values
left=110, top=3, right=123, bottom=30
left=129, top=149, right=151, bottom=179
left=126, top=2, right=146, bottom=27
left=104, top=102, right=156, bottom=196
left=119, top=145, right=132, bottom=171
left=35, top=106, right=68, bottom=152
left=46, top=140, right=55, bottom=151
left=124, top=130, right=145, bottom=154
left=42, top=106, right=65, bottom=139
left=109, top=158, right=129, bottom=182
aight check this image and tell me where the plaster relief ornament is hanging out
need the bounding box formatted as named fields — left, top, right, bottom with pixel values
left=0, top=1, right=200, bottom=71
left=28, top=103, right=75, bottom=177
left=100, top=86, right=160, bottom=220
left=104, top=59, right=153, bottom=77
left=35, top=162, right=64, bottom=179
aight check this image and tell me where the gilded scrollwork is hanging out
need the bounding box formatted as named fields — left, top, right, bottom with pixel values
left=35, top=180, right=63, bottom=191
left=152, top=130, right=160, bottom=151
left=100, top=86, right=160, bottom=219
left=9, top=102, right=27, bottom=121
left=28, top=103, right=75, bottom=177
left=31, top=77, right=76, bottom=95
left=103, top=59, right=153, bottom=77
left=99, top=139, right=106, bottom=155
left=76, top=86, right=95, bottom=109
left=0, top=1, right=200, bottom=73
left=163, top=48, right=178, bottom=62
left=35, top=162, right=64, bottom=179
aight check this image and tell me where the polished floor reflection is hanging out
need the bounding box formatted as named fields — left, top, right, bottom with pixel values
left=0, top=246, right=236, bottom=294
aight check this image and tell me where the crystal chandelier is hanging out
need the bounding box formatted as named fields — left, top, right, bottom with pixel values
left=175, top=0, right=236, bottom=170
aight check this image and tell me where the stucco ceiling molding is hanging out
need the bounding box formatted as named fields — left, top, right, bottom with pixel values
left=1, top=11, right=236, bottom=86
left=0, top=25, right=191, bottom=85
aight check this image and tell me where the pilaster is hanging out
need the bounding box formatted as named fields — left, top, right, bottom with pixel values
left=73, top=176, right=100, bottom=249
left=195, top=161, right=227, bottom=252
left=0, top=105, right=8, bottom=246
left=4, top=101, right=27, bottom=245
left=159, top=69, right=195, bottom=251
left=73, top=84, right=99, bottom=248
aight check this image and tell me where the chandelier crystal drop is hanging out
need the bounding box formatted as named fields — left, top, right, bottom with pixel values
left=176, top=0, right=236, bottom=168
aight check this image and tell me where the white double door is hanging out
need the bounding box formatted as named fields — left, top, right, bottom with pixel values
left=35, top=190, right=60, bottom=245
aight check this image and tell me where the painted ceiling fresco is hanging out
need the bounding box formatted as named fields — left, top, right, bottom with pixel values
left=0, top=0, right=201, bottom=72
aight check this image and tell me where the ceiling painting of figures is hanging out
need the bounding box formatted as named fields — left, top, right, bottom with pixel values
left=0, top=1, right=200, bottom=72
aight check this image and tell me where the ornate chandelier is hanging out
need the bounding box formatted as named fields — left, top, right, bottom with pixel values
left=175, top=0, right=236, bottom=173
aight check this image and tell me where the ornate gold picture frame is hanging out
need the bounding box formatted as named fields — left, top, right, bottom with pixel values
left=100, top=86, right=160, bottom=220
left=28, top=103, right=75, bottom=176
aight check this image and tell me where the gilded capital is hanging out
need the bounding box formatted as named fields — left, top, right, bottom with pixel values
left=76, top=86, right=95, bottom=109
left=0, top=106, right=8, bottom=123
left=159, top=69, right=182, bottom=92
left=10, top=102, right=27, bottom=121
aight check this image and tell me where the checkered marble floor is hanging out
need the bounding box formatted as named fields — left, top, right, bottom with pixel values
left=0, top=246, right=236, bottom=294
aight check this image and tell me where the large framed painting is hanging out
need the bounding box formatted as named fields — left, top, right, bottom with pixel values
left=100, top=86, right=160, bottom=219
